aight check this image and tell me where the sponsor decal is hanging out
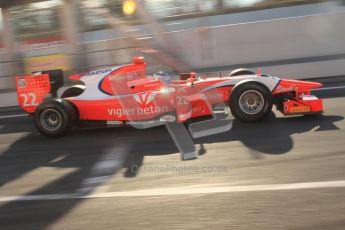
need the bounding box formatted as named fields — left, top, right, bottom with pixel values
left=275, top=85, right=297, bottom=93
left=160, top=115, right=176, bottom=123
left=201, top=92, right=224, bottom=100
left=291, top=106, right=310, bottom=113
left=24, top=54, right=69, bottom=74
left=127, top=120, right=161, bottom=125
left=133, top=93, right=156, bottom=106
left=107, top=105, right=169, bottom=118
left=17, top=79, right=26, bottom=88
left=106, top=121, right=122, bottom=125
left=81, top=68, right=113, bottom=77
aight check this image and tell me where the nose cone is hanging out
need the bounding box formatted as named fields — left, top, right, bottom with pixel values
left=283, top=79, right=323, bottom=89
left=302, top=80, right=323, bottom=88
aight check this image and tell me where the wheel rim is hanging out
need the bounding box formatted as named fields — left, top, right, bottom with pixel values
left=239, top=90, right=265, bottom=115
left=40, top=109, right=62, bottom=131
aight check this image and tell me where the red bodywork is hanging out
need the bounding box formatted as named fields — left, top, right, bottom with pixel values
left=272, top=79, right=323, bottom=115
left=68, top=78, right=231, bottom=122
left=15, top=57, right=324, bottom=123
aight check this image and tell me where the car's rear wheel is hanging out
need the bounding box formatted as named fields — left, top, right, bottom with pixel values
left=230, top=83, right=272, bottom=122
left=34, top=99, right=77, bottom=137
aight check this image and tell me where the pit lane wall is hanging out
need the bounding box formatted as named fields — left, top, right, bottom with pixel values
left=1, top=10, right=345, bottom=107
left=173, top=10, right=345, bottom=78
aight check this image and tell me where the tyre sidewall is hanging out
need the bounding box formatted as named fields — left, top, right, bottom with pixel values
left=230, top=82, right=272, bottom=122
left=229, top=68, right=256, bottom=77
left=34, top=99, right=76, bottom=137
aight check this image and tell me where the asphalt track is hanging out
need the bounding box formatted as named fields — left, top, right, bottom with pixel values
left=0, top=86, right=344, bottom=229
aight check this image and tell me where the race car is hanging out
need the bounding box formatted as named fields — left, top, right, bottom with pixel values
left=15, top=57, right=323, bottom=137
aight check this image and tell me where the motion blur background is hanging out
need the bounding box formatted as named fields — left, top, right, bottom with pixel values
left=0, top=2, right=345, bottom=229
left=0, top=0, right=345, bottom=106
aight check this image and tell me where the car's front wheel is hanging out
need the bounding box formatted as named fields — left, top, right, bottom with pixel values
left=34, top=99, right=77, bottom=137
left=230, top=82, right=272, bottom=122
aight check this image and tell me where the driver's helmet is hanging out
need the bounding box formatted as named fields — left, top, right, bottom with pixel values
left=153, top=71, right=171, bottom=83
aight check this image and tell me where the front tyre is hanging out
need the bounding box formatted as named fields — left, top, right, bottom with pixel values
left=34, top=99, right=77, bottom=137
left=230, top=82, right=273, bottom=122
left=229, top=68, right=256, bottom=77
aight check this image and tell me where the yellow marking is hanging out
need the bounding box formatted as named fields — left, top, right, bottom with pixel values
left=291, top=106, right=310, bottom=113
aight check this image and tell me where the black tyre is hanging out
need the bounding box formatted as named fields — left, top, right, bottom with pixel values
left=61, top=85, right=85, bottom=98
left=229, top=68, right=256, bottom=77
left=34, top=99, right=77, bottom=137
left=230, top=82, right=273, bottom=122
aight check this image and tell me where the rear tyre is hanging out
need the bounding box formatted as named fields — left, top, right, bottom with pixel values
left=34, top=99, right=77, bottom=137
left=230, top=83, right=273, bottom=122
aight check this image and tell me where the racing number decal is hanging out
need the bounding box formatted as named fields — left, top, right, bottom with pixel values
left=20, top=93, right=38, bottom=106
left=177, top=95, right=188, bottom=105
left=15, top=74, right=50, bottom=113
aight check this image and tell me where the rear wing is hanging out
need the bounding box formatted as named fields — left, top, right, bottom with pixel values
left=15, top=69, right=64, bottom=113
left=16, top=74, right=51, bottom=113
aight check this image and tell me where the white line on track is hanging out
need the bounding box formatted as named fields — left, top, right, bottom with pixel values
left=165, top=22, right=187, bottom=26
left=126, top=28, right=140, bottom=32
left=0, top=114, right=29, bottom=119
left=1, top=180, right=345, bottom=203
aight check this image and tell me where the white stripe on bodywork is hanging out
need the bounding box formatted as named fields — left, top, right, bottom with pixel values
left=200, top=75, right=280, bottom=93
left=75, top=66, right=125, bottom=100
left=0, top=114, right=29, bottom=119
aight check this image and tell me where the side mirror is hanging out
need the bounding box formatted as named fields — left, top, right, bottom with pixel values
left=132, top=56, right=145, bottom=64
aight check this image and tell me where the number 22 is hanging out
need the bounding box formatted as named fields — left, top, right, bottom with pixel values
left=20, top=93, right=38, bottom=106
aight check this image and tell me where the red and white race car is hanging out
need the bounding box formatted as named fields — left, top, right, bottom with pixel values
left=16, top=57, right=323, bottom=137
